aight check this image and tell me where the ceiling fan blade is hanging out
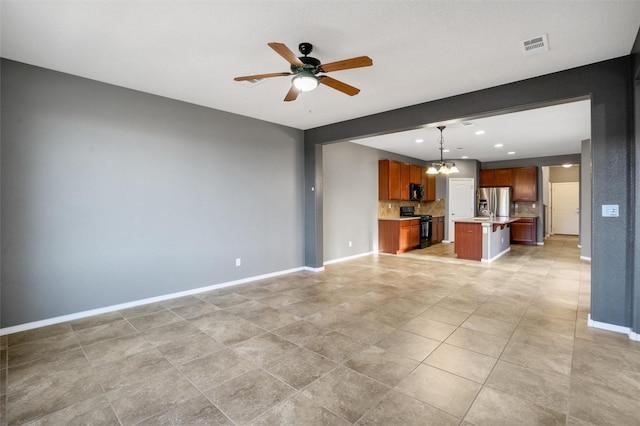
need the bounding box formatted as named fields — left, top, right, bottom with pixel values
left=318, top=76, right=360, bottom=96
left=234, top=72, right=291, bottom=81
left=319, top=56, right=372, bottom=73
left=268, top=42, right=304, bottom=66
left=284, top=85, right=300, bottom=102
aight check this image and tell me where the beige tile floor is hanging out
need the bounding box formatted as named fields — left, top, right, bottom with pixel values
left=2, top=235, right=640, bottom=425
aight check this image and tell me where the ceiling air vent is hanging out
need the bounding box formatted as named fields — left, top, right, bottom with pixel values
left=520, top=34, right=549, bottom=56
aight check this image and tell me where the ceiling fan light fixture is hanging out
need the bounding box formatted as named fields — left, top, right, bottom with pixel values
left=292, top=73, right=318, bottom=92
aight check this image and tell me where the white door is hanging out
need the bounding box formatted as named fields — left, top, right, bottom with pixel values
left=447, top=178, right=475, bottom=242
left=551, top=182, right=579, bottom=235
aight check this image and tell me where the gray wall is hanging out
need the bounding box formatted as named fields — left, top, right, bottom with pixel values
left=1, top=60, right=305, bottom=327
left=305, top=56, right=636, bottom=333
left=323, top=142, right=378, bottom=261
left=322, top=142, right=424, bottom=262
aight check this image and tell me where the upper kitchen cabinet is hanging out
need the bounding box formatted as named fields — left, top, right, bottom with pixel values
left=409, top=165, right=422, bottom=184
left=423, top=173, right=436, bottom=201
left=479, top=169, right=495, bottom=187
left=513, top=166, right=538, bottom=201
left=400, top=162, right=411, bottom=200
left=494, top=168, right=514, bottom=187
left=379, top=159, right=401, bottom=200
left=480, top=168, right=513, bottom=187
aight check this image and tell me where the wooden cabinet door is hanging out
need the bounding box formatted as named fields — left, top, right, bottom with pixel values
left=400, top=163, right=411, bottom=200
left=494, top=168, right=514, bottom=187
left=454, top=222, right=482, bottom=260
left=409, top=165, right=422, bottom=184
left=511, top=218, right=537, bottom=245
left=513, top=167, right=537, bottom=201
left=410, top=221, right=421, bottom=247
left=423, top=173, right=436, bottom=201
left=379, top=160, right=401, bottom=200
left=433, top=217, right=444, bottom=242
left=479, top=170, right=495, bottom=187
left=399, top=223, right=412, bottom=252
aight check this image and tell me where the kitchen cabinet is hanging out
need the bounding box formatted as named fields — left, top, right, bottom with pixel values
left=432, top=216, right=445, bottom=242
left=454, top=222, right=482, bottom=261
left=422, top=173, right=436, bottom=201
left=400, top=162, right=411, bottom=200
left=513, top=166, right=537, bottom=201
left=479, top=169, right=495, bottom=187
left=480, top=168, right=513, bottom=187
left=379, top=219, right=421, bottom=254
left=379, top=159, right=401, bottom=200
left=511, top=217, right=537, bottom=245
left=494, top=168, right=514, bottom=187
left=409, top=164, right=423, bottom=185
left=480, top=166, right=536, bottom=201
left=380, top=159, right=438, bottom=201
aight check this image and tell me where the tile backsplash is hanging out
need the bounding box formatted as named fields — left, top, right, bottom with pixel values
left=378, top=199, right=538, bottom=219
left=514, top=201, right=540, bottom=217
left=378, top=199, right=446, bottom=218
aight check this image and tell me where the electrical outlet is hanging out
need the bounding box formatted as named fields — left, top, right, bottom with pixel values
left=235, top=258, right=241, bottom=267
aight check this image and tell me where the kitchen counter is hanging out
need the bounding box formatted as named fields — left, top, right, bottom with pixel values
left=378, top=217, right=422, bottom=221
left=453, top=217, right=520, bottom=225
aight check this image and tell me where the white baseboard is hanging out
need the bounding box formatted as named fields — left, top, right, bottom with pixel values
left=303, top=265, right=325, bottom=272
left=588, top=314, right=639, bottom=341
left=0, top=266, right=306, bottom=336
left=482, top=247, right=510, bottom=263
left=580, top=255, right=591, bottom=262
left=536, top=242, right=544, bottom=246
left=323, top=251, right=374, bottom=266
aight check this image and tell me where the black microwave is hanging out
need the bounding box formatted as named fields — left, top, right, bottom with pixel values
left=409, top=183, right=424, bottom=200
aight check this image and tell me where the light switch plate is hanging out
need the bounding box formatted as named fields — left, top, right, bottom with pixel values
left=602, top=204, right=619, bottom=217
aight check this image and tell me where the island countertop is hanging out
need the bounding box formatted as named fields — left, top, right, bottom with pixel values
left=453, top=217, right=520, bottom=225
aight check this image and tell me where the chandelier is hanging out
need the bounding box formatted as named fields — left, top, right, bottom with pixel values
left=426, top=125, right=460, bottom=175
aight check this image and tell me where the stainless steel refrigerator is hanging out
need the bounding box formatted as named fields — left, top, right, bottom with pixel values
left=477, top=187, right=513, bottom=218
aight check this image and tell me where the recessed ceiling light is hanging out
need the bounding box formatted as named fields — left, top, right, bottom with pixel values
left=494, top=144, right=503, bottom=148
left=461, top=156, right=469, bottom=159
left=475, top=130, right=485, bottom=135
left=415, top=139, right=424, bottom=143
left=461, top=121, right=474, bottom=126
left=443, top=149, right=450, bottom=153
left=508, top=151, right=515, bottom=155
left=563, top=164, right=572, bottom=168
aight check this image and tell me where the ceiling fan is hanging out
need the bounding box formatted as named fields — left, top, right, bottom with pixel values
left=234, top=42, right=373, bottom=102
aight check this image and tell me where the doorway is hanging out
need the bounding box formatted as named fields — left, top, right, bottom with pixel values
left=551, top=182, right=580, bottom=235
left=447, top=178, right=475, bottom=242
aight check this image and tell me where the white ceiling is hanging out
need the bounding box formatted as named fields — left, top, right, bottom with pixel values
left=1, top=1, right=638, bottom=162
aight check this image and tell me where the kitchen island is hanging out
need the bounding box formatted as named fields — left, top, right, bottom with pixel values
left=453, top=217, right=519, bottom=262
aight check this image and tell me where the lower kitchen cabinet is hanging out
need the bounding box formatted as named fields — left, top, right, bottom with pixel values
left=379, top=219, right=420, bottom=254
left=432, top=216, right=445, bottom=243
left=454, top=222, right=482, bottom=261
left=511, top=217, right=537, bottom=245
